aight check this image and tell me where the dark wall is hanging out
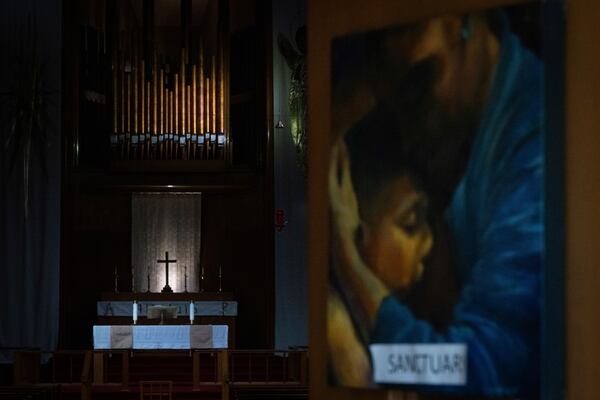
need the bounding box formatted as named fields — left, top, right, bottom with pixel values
left=272, top=0, right=308, bottom=349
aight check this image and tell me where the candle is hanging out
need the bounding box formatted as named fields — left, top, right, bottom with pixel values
left=189, top=301, right=195, bottom=324
left=133, top=300, right=138, bottom=324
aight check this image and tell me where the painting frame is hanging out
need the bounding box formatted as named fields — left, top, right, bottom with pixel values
left=307, top=0, right=565, bottom=398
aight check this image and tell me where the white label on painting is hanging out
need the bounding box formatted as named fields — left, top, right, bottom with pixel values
left=159, top=135, right=164, bottom=142
left=110, top=135, right=118, bottom=145
left=151, top=136, right=158, bottom=144
left=370, top=343, right=467, bottom=385
left=139, top=134, right=146, bottom=141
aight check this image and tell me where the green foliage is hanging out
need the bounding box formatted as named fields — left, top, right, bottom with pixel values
left=2, top=15, right=55, bottom=218
left=277, top=25, right=307, bottom=175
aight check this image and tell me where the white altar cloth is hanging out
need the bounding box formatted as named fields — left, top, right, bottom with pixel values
left=93, top=325, right=228, bottom=349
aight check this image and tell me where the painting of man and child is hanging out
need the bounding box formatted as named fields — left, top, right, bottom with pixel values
left=328, top=3, right=546, bottom=397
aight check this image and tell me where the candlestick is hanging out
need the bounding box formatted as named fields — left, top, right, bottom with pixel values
left=146, top=265, right=151, bottom=293
left=184, top=265, right=188, bottom=293
left=133, top=300, right=138, bottom=324
left=114, top=265, right=119, bottom=293
left=218, top=265, right=222, bottom=293
left=200, top=266, right=205, bottom=292
left=189, top=301, right=195, bottom=325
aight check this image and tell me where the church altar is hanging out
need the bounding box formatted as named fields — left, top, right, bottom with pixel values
left=93, top=325, right=228, bottom=349
left=97, top=292, right=237, bottom=347
left=97, top=300, right=237, bottom=317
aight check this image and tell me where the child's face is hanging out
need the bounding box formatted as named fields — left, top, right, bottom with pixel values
left=359, top=175, right=433, bottom=289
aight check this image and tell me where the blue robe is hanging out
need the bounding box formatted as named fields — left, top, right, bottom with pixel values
left=371, top=21, right=544, bottom=397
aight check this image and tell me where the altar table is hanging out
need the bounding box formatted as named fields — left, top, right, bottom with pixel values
left=93, top=325, right=228, bottom=349
left=97, top=301, right=238, bottom=317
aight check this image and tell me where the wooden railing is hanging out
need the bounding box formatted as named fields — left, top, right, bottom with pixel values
left=8, top=348, right=309, bottom=400
left=81, top=350, right=92, bottom=400
left=228, top=350, right=308, bottom=384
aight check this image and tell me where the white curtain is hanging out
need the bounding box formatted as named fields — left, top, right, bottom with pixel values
left=132, top=193, right=202, bottom=293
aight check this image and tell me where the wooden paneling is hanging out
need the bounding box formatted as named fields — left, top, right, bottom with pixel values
left=566, top=0, right=600, bottom=398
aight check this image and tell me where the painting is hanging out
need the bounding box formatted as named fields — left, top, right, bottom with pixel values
left=326, top=2, right=554, bottom=397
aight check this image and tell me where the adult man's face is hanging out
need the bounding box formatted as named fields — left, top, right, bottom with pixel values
left=368, top=14, right=495, bottom=209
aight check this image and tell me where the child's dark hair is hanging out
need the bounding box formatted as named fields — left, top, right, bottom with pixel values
left=344, top=105, right=426, bottom=213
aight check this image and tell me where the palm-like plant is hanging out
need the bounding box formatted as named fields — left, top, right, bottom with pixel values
left=2, top=15, right=55, bottom=219
left=278, top=25, right=307, bottom=175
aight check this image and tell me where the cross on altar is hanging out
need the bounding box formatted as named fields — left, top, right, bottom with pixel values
left=157, top=251, right=177, bottom=293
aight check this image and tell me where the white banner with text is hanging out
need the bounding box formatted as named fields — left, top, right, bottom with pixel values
left=370, top=343, right=467, bottom=385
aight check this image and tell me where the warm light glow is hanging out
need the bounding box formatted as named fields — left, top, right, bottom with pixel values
left=192, top=65, right=197, bottom=134
left=175, top=74, right=179, bottom=134
left=127, top=74, right=131, bottom=133
left=113, top=58, right=118, bottom=133
left=211, top=56, right=216, bottom=133
left=181, top=48, right=187, bottom=135
left=146, top=81, right=151, bottom=134
left=220, top=47, right=225, bottom=133
left=199, top=45, right=205, bottom=134
left=132, top=193, right=202, bottom=293
left=160, top=69, right=164, bottom=134
left=141, top=61, right=145, bottom=133
left=110, top=22, right=228, bottom=160
left=153, top=62, right=158, bottom=135
left=206, top=77, right=210, bottom=133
